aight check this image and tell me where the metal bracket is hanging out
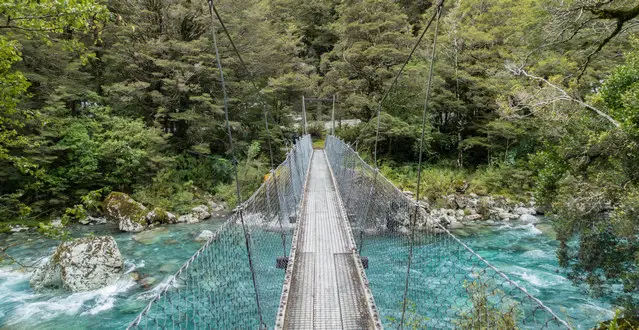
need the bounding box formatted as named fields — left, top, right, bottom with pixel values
left=276, top=256, right=289, bottom=269
left=360, top=256, right=369, bottom=269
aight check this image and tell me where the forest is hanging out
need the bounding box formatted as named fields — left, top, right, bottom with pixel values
left=1, top=0, right=639, bottom=326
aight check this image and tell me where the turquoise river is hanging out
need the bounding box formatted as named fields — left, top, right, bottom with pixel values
left=0, top=217, right=613, bottom=329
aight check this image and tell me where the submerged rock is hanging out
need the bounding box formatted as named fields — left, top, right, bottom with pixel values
left=195, top=230, right=215, bottom=242
left=133, top=227, right=169, bottom=245
left=30, top=236, right=123, bottom=292
left=104, top=192, right=148, bottom=232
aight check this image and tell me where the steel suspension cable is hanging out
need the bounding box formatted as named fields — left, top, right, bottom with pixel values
left=378, top=7, right=440, bottom=107
left=207, top=1, right=265, bottom=327
left=209, top=2, right=286, bottom=147
left=400, top=2, right=443, bottom=328
left=362, top=0, right=443, bottom=267
left=373, top=2, right=440, bottom=168
left=209, top=0, right=288, bottom=257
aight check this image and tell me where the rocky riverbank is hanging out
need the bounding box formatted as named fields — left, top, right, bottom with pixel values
left=103, top=192, right=227, bottom=232
left=404, top=191, right=540, bottom=230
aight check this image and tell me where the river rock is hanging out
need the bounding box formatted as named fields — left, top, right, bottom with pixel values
left=207, top=201, right=225, bottom=212
left=519, top=214, right=539, bottom=223
left=464, top=214, right=483, bottom=221
left=10, top=225, right=29, bottom=232
left=30, top=236, right=123, bottom=292
left=50, top=218, right=64, bottom=228
left=195, top=230, right=215, bottom=242
left=146, top=207, right=177, bottom=225
left=79, top=216, right=108, bottom=225
left=177, top=214, right=199, bottom=224
left=498, top=211, right=518, bottom=221
left=514, top=207, right=536, bottom=215
left=191, top=205, right=211, bottom=221
left=104, top=192, right=148, bottom=232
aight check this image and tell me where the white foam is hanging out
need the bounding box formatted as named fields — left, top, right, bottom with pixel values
left=521, top=249, right=549, bottom=259
left=0, top=267, right=35, bottom=304
left=5, top=274, right=136, bottom=325
left=521, top=272, right=544, bottom=287
left=509, top=266, right=568, bottom=288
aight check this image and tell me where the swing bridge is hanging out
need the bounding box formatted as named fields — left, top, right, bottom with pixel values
left=128, top=1, right=571, bottom=329
left=127, top=135, right=570, bottom=330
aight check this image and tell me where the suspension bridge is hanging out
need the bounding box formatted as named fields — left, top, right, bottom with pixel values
left=128, top=1, right=572, bottom=328
left=127, top=136, right=570, bottom=330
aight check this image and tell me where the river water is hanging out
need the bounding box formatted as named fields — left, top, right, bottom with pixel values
left=0, top=218, right=612, bottom=329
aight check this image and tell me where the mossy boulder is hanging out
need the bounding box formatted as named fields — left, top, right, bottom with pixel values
left=145, top=207, right=177, bottom=225
left=104, top=192, right=148, bottom=232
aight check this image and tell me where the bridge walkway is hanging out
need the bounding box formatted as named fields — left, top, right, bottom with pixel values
left=277, top=150, right=379, bottom=329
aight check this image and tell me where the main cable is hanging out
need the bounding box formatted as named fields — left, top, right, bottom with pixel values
left=209, top=2, right=287, bottom=145
left=400, top=2, right=443, bottom=327
left=207, top=1, right=265, bottom=327
left=372, top=4, right=440, bottom=168
left=209, top=1, right=288, bottom=257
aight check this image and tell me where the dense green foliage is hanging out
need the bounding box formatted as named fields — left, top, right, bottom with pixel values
left=2, top=0, right=639, bottom=322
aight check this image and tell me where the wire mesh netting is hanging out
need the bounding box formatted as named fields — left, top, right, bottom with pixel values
left=128, top=135, right=312, bottom=329
left=325, top=135, right=571, bottom=329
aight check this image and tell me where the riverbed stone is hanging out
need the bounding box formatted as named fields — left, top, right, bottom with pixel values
left=30, top=236, right=123, bottom=292
left=50, top=218, right=63, bottom=228
left=104, top=192, right=148, bottom=232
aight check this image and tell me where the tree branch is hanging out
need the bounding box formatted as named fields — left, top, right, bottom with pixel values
left=0, top=241, right=44, bottom=269
left=577, top=3, right=639, bottom=80
left=508, top=66, right=621, bottom=127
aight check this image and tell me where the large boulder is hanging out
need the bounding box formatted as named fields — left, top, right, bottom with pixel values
left=104, top=192, right=148, bottom=232
left=30, top=236, right=123, bottom=292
